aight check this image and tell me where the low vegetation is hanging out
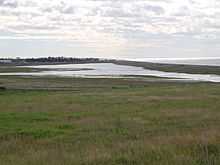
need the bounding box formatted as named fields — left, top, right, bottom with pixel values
left=114, top=60, right=220, bottom=75
left=0, top=66, right=41, bottom=73
left=0, top=75, right=220, bottom=165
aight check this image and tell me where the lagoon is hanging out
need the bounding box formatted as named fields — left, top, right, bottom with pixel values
left=1, top=63, right=220, bottom=82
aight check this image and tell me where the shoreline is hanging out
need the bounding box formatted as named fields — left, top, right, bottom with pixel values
left=112, top=60, right=220, bottom=75
left=2, top=59, right=220, bottom=77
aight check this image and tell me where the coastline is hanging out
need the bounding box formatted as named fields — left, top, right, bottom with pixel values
left=112, top=60, right=220, bottom=75
left=2, top=58, right=220, bottom=76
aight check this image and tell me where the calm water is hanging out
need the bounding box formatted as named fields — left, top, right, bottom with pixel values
left=1, top=63, right=220, bottom=82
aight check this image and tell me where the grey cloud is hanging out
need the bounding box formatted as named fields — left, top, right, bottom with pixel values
left=88, top=2, right=165, bottom=18
left=102, top=8, right=138, bottom=18
left=0, top=0, right=17, bottom=8
left=0, top=0, right=220, bottom=44
left=143, top=5, right=165, bottom=15
left=56, top=1, right=76, bottom=14
left=173, top=6, right=190, bottom=17
left=61, top=6, right=75, bottom=14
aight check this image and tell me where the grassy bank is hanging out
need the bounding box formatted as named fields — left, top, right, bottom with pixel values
left=0, top=76, right=220, bottom=164
left=113, top=60, right=220, bottom=75
left=0, top=66, right=42, bottom=73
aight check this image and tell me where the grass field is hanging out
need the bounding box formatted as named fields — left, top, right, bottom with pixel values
left=0, top=76, right=220, bottom=165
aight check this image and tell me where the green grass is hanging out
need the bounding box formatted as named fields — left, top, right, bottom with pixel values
left=0, top=66, right=43, bottom=73
left=0, top=76, right=220, bottom=164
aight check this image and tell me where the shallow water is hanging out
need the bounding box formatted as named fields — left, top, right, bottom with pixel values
left=1, top=63, right=220, bottom=82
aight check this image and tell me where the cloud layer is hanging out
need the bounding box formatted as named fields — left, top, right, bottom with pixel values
left=0, top=0, right=220, bottom=58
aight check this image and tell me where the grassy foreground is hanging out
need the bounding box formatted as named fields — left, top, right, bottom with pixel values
left=0, top=76, right=220, bottom=165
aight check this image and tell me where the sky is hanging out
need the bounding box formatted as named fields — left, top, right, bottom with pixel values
left=0, top=0, right=220, bottom=59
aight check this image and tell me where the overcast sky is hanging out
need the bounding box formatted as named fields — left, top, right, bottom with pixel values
left=0, top=0, right=220, bottom=59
